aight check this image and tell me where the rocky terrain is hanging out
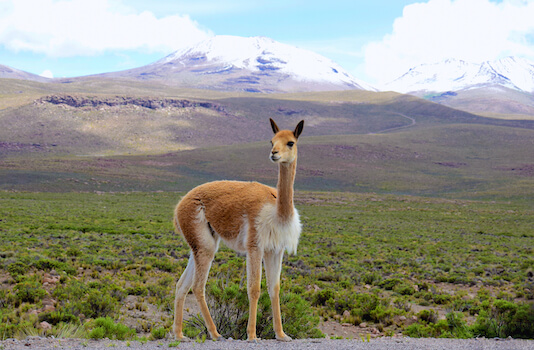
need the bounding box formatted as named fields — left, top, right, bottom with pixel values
left=37, top=95, right=228, bottom=113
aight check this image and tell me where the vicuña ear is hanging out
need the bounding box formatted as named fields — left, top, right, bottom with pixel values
left=270, top=118, right=280, bottom=134
left=293, top=120, right=304, bottom=139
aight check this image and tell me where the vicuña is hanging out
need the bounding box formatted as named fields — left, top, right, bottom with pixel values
left=172, top=118, right=304, bottom=342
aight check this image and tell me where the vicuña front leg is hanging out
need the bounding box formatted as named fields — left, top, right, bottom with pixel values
left=246, top=249, right=263, bottom=342
left=264, top=250, right=292, bottom=341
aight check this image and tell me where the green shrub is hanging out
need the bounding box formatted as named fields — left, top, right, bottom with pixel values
left=406, top=312, right=471, bottom=338
left=67, top=289, right=118, bottom=319
left=126, top=285, right=148, bottom=296
left=14, top=280, right=47, bottom=304
left=185, top=278, right=322, bottom=340
left=89, top=326, right=106, bottom=339
left=185, top=281, right=253, bottom=340
left=279, top=292, right=323, bottom=339
left=393, top=296, right=411, bottom=312
left=53, top=279, right=88, bottom=301
left=66, top=247, right=82, bottom=257
left=433, top=293, right=452, bottom=305
left=312, top=289, right=335, bottom=306
left=394, top=283, right=415, bottom=295
left=108, top=284, right=126, bottom=302
left=369, top=304, right=394, bottom=325
left=147, top=284, right=167, bottom=300
left=338, top=280, right=352, bottom=289
left=150, top=326, right=167, bottom=340
left=323, top=290, right=395, bottom=325
left=39, top=311, right=79, bottom=325
left=0, top=321, right=34, bottom=340
left=84, top=290, right=118, bottom=318
left=351, top=294, right=382, bottom=322
left=379, top=278, right=401, bottom=291
left=446, top=312, right=472, bottom=338
left=88, top=317, right=135, bottom=340
left=471, top=299, right=534, bottom=338
left=152, top=260, right=174, bottom=272
left=362, top=272, right=382, bottom=285
left=33, top=259, right=76, bottom=275
left=0, top=289, right=12, bottom=308
left=7, top=262, right=29, bottom=278
left=450, top=297, right=476, bottom=313
left=405, top=323, right=434, bottom=338
left=418, top=309, right=438, bottom=324
left=54, top=279, right=120, bottom=319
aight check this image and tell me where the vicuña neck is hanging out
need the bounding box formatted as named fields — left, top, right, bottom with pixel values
left=276, top=160, right=296, bottom=222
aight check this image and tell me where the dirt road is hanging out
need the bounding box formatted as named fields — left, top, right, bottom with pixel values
left=1, top=336, right=532, bottom=350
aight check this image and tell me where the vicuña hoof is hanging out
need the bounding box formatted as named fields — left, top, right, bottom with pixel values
left=174, top=335, right=192, bottom=342
left=276, top=334, right=293, bottom=342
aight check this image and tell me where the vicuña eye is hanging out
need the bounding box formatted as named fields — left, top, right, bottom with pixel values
left=287, top=142, right=294, bottom=147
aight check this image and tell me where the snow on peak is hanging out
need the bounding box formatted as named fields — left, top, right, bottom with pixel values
left=385, top=56, right=534, bottom=93
left=159, top=35, right=375, bottom=90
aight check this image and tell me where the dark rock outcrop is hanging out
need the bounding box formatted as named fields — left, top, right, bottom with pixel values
left=37, top=95, right=228, bottom=113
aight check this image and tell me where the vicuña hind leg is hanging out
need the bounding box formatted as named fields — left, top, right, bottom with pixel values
left=173, top=252, right=195, bottom=340
left=246, top=248, right=263, bottom=342
left=176, top=210, right=223, bottom=341
left=264, top=250, right=291, bottom=341
left=192, top=246, right=223, bottom=341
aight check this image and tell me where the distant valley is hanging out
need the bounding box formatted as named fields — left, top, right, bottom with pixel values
left=1, top=77, right=532, bottom=199
left=0, top=36, right=533, bottom=199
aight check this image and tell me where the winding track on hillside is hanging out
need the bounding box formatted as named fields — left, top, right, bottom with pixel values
left=369, top=113, right=417, bottom=134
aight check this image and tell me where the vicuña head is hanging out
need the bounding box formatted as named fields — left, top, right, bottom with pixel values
left=172, top=119, right=304, bottom=342
left=270, top=117, right=303, bottom=164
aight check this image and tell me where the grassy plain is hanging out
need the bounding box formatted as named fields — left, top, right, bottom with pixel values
left=2, top=123, right=533, bottom=201
left=1, top=79, right=533, bottom=339
left=1, top=191, right=532, bottom=339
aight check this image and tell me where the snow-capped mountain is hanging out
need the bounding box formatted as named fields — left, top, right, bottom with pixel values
left=385, top=57, right=534, bottom=93
left=99, top=35, right=375, bottom=93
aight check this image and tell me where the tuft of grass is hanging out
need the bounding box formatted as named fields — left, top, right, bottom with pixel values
left=51, top=322, right=88, bottom=339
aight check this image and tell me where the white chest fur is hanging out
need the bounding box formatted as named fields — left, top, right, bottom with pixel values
left=255, top=203, right=302, bottom=255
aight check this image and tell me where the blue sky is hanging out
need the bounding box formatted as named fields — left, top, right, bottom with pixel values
left=1, top=0, right=534, bottom=86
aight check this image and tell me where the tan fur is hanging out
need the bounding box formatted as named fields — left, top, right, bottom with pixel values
left=172, top=119, right=304, bottom=342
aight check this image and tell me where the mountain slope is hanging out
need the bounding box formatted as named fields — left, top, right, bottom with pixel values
left=1, top=84, right=531, bottom=158
left=95, top=35, right=375, bottom=93
left=384, top=57, right=534, bottom=118
left=0, top=64, right=50, bottom=83
left=425, top=85, right=534, bottom=119
left=1, top=81, right=533, bottom=197
left=385, top=57, right=534, bottom=93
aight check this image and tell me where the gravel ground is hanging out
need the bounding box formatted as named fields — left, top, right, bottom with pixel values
left=1, top=337, right=533, bottom=350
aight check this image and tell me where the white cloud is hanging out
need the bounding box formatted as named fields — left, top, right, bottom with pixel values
left=151, top=0, right=265, bottom=16
left=40, top=69, right=54, bottom=78
left=0, top=0, right=213, bottom=57
left=364, top=0, right=534, bottom=86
